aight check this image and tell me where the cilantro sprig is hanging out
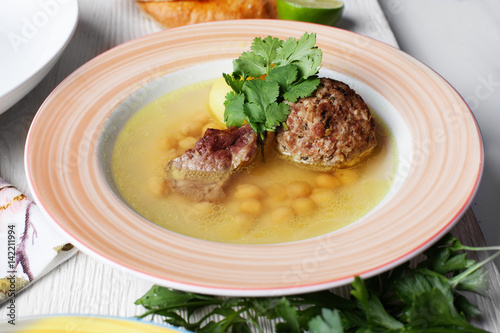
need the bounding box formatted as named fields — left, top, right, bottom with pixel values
left=136, top=234, right=498, bottom=332
left=223, top=33, right=322, bottom=138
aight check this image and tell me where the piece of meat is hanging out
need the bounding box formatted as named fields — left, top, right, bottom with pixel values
left=194, top=125, right=258, bottom=169
left=166, top=124, right=258, bottom=202
left=276, top=78, right=377, bottom=169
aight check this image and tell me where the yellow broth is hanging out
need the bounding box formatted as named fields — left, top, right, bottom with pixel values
left=112, top=80, right=396, bottom=244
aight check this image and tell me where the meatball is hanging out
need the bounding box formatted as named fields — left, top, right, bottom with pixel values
left=276, top=78, right=377, bottom=169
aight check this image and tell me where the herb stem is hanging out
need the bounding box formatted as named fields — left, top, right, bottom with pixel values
left=449, top=250, right=500, bottom=288
left=456, top=245, right=500, bottom=252
left=136, top=300, right=222, bottom=319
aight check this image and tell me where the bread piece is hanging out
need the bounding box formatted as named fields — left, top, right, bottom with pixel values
left=137, top=0, right=278, bottom=28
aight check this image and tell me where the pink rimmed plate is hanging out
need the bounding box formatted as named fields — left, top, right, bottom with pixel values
left=25, top=20, right=482, bottom=296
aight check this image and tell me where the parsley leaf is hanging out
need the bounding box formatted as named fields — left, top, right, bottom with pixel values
left=136, top=234, right=496, bottom=333
left=223, top=91, right=245, bottom=127
left=275, top=298, right=301, bottom=333
left=223, top=32, right=322, bottom=138
left=250, top=36, right=282, bottom=76
left=234, top=51, right=266, bottom=79
left=243, top=79, right=280, bottom=120
left=308, top=309, right=344, bottom=333
left=351, top=276, right=404, bottom=330
left=222, top=73, right=245, bottom=93
left=274, top=33, right=323, bottom=78
left=266, top=65, right=320, bottom=103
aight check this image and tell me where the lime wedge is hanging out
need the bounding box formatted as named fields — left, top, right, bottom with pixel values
left=277, top=0, right=344, bottom=26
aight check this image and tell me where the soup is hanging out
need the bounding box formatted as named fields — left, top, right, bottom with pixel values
left=112, top=79, right=396, bottom=244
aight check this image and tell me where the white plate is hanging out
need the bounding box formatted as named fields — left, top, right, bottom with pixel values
left=0, top=0, right=78, bottom=115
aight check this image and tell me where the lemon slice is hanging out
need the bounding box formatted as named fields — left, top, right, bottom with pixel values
left=277, top=0, right=344, bottom=26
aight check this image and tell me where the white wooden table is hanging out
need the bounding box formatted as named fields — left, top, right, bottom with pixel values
left=1, top=1, right=500, bottom=331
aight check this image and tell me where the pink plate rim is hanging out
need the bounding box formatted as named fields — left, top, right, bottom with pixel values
left=25, top=19, right=483, bottom=296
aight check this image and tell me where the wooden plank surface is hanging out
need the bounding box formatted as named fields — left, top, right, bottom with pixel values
left=0, top=1, right=498, bottom=331
left=451, top=210, right=500, bottom=331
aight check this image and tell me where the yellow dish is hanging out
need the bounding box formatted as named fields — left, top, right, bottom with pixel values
left=0, top=316, right=187, bottom=333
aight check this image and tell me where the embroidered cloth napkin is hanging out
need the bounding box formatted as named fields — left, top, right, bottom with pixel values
left=0, top=178, right=77, bottom=303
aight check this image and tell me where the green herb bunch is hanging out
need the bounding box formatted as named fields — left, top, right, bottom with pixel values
left=223, top=33, right=322, bottom=139
left=135, top=234, right=500, bottom=332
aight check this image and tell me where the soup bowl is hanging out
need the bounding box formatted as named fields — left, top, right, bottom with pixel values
left=26, top=20, right=482, bottom=296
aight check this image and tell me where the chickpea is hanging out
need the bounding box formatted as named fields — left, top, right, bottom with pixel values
left=271, top=206, right=295, bottom=224
left=267, top=183, right=288, bottom=202
left=178, top=136, right=198, bottom=151
left=194, top=111, right=211, bottom=124
left=291, top=198, right=315, bottom=216
left=239, top=199, right=264, bottom=215
left=180, top=121, right=204, bottom=137
left=235, top=212, right=254, bottom=224
left=235, top=213, right=255, bottom=232
left=315, top=173, right=341, bottom=189
left=158, top=136, right=178, bottom=151
left=193, top=202, right=213, bottom=218
left=310, top=188, right=333, bottom=207
left=336, top=169, right=359, bottom=185
left=171, top=131, right=185, bottom=141
left=233, top=183, right=265, bottom=200
left=288, top=181, right=312, bottom=199
left=147, top=178, right=169, bottom=197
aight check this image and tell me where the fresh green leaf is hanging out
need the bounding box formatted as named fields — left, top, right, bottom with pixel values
left=266, top=65, right=320, bottom=103
left=230, top=322, right=252, bottom=333
left=421, top=238, right=475, bottom=275
left=274, top=32, right=322, bottom=78
left=407, top=287, right=483, bottom=332
left=222, top=33, right=322, bottom=138
left=250, top=297, right=283, bottom=319
left=263, top=102, right=290, bottom=131
left=223, top=73, right=245, bottom=93
left=243, top=79, right=280, bottom=112
left=266, top=64, right=298, bottom=94
left=251, top=36, right=283, bottom=75
left=449, top=250, right=500, bottom=292
left=454, top=294, right=482, bottom=318
left=351, top=277, right=404, bottom=330
left=160, top=311, right=194, bottom=330
left=275, top=298, right=301, bottom=333
left=298, top=291, right=357, bottom=311
left=391, top=269, right=435, bottom=304
left=135, top=190, right=495, bottom=333
left=308, top=309, right=344, bottom=333
left=439, top=253, right=475, bottom=274
left=135, top=286, right=217, bottom=310
left=242, top=79, right=287, bottom=134
left=224, top=91, right=245, bottom=127
left=455, top=267, right=489, bottom=293
left=202, top=307, right=248, bottom=333
left=234, top=51, right=267, bottom=78
left=283, top=77, right=320, bottom=103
